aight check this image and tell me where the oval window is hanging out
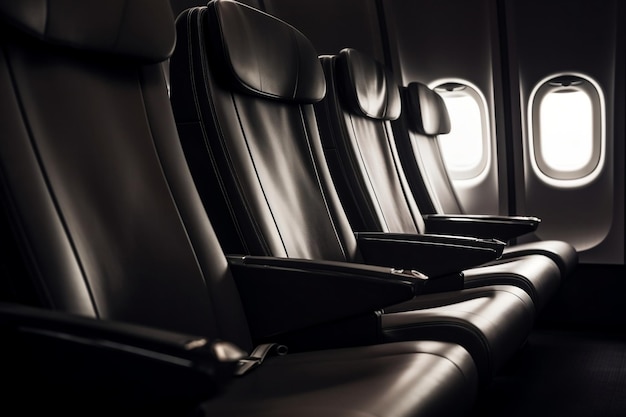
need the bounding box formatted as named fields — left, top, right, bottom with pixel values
left=528, top=74, right=604, bottom=185
left=432, top=80, right=490, bottom=180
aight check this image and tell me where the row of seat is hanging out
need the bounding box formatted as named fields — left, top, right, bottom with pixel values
left=170, top=0, right=580, bottom=370
left=317, top=48, right=577, bottom=283
left=399, top=77, right=576, bottom=279
left=314, top=48, right=574, bottom=311
left=0, top=0, right=577, bottom=416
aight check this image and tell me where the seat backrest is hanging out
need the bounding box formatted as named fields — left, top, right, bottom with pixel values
left=393, top=81, right=465, bottom=215
left=170, top=0, right=361, bottom=263
left=315, top=48, right=428, bottom=234
left=0, top=0, right=252, bottom=351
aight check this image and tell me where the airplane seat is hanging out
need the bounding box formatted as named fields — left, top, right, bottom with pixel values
left=395, top=81, right=578, bottom=278
left=314, top=47, right=562, bottom=311
left=0, top=1, right=481, bottom=415
left=170, top=0, right=536, bottom=383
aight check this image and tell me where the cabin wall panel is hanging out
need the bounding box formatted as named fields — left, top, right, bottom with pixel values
left=382, top=0, right=504, bottom=216
left=508, top=0, right=624, bottom=264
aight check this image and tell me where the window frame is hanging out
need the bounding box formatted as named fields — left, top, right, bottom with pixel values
left=430, top=79, right=491, bottom=182
left=527, top=73, right=605, bottom=187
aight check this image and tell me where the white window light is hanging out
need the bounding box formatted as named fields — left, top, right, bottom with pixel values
left=528, top=73, right=605, bottom=187
left=432, top=79, right=490, bottom=181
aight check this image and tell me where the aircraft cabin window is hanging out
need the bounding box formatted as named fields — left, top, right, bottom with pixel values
left=528, top=74, right=605, bottom=186
left=432, top=80, right=490, bottom=181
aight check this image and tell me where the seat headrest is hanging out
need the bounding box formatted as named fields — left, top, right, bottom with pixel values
left=404, top=82, right=451, bottom=136
left=334, top=48, right=401, bottom=121
left=0, top=0, right=175, bottom=63
left=209, top=0, right=325, bottom=103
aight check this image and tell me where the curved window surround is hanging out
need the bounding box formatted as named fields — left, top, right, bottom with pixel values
left=528, top=73, right=605, bottom=187
left=431, top=79, right=490, bottom=182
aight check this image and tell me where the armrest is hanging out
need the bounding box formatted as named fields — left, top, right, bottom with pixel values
left=423, top=214, right=541, bottom=242
left=355, top=232, right=505, bottom=278
left=228, top=255, right=420, bottom=340
left=0, top=303, right=245, bottom=412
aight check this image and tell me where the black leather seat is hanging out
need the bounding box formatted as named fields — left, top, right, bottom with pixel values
left=314, top=48, right=567, bottom=311
left=0, top=1, right=480, bottom=416
left=394, top=81, right=578, bottom=278
left=170, top=0, right=535, bottom=383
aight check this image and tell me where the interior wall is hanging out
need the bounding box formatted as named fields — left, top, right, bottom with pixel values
left=506, top=0, right=624, bottom=264
left=261, top=0, right=385, bottom=60
left=382, top=0, right=503, bottom=216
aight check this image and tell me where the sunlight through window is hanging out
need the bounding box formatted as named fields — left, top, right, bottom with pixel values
left=539, top=90, right=593, bottom=172
left=433, top=80, right=489, bottom=181
left=439, top=93, right=483, bottom=172
left=529, top=74, right=604, bottom=185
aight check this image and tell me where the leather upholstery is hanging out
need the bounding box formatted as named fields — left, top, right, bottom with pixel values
left=209, top=0, right=325, bottom=103
left=315, top=49, right=565, bottom=311
left=0, top=0, right=175, bottom=62
left=500, top=240, right=577, bottom=277
left=170, top=0, right=536, bottom=383
left=397, top=82, right=469, bottom=215
left=0, top=0, right=481, bottom=415
left=198, top=341, right=477, bottom=417
left=318, top=50, right=425, bottom=234
left=0, top=2, right=249, bottom=348
left=334, top=48, right=401, bottom=120
left=405, top=81, right=451, bottom=135
left=382, top=285, right=533, bottom=377
left=397, top=81, right=578, bottom=277
left=172, top=3, right=359, bottom=261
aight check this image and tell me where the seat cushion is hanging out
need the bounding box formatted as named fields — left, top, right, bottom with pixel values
left=463, top=254, right=563, bottom=313
left=501, top=240, right=578, bottom=278
left=198, top=341, right=478, bottom=417
left=382, top=285, right=535, bottom=382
